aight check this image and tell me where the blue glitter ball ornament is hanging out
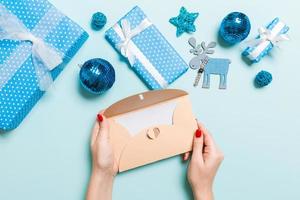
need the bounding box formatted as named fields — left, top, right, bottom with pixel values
left=255, top=70, right=272, bottom=88
left=91, top=12, right=107, bottom=30
left=219, top=12, right=251, bottom=45
left=79, top=58, right=115, bottom=94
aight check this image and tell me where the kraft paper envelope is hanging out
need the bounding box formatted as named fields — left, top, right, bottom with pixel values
left=103, top=89, right=197, bottom=172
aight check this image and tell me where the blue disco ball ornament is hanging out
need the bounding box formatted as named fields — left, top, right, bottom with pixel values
left=79, top=58, right=115, bottom=94
left=219, top=12, right=251, bottom=45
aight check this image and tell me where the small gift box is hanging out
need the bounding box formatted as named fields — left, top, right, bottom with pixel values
left=242, top=18, right=289, bottom=63
left=0, top=0, right=88, bottom=131
left=105, top=6, right=188, bottom=90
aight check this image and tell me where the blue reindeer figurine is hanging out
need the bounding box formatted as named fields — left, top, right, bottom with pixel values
left=188, top=37, right=231, bottom=89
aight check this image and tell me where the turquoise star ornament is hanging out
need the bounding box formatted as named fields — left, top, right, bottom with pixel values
left=169, top=7, right=199, bottom=37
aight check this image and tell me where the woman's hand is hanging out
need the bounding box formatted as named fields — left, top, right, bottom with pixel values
left=86, top=114, right=118, bottom=200
left=183, top=122, right=224, bottom=200
left=91, top=114, right=118, bottom=176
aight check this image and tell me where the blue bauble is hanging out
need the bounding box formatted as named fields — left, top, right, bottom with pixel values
left=79, top=58, right=115, bottom=94
left=91, top=12, right=107, bottom=30
left=255, top=70, right=272, bottom=88
left=219, top=12, right=251, bottom=45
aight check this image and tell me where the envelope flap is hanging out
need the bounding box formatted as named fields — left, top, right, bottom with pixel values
left=104, top=89, right=187, bottom=117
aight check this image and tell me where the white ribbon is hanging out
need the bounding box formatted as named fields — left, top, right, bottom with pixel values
left=116, top=19, right=151, bottom=65
left=251, top=27, right=289, bottom=48
left=113, top=19, right=168, bottom=88
left=246, top=21, right=289, bottom=60
left=0, top=5, right=63, bottom=91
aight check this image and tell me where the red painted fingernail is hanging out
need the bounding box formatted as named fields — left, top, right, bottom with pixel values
left=97, top=114, right=103, bottom=122
left=195, top=129, right=202, bottom=138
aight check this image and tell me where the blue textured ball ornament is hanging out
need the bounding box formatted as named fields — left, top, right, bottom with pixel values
left=91, top=12, right=107, bottom=30
left=255, top=70, right=272, bottom=88
left=219, top=12, right=251, bottom=45
left=79, top=58, right=115, bottom=94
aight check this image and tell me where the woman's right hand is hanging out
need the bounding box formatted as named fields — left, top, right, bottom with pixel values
left=183, top=122, right=224, bottom=200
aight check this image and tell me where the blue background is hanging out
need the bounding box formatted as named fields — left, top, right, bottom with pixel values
left=0, top=0, right=299, bottom=199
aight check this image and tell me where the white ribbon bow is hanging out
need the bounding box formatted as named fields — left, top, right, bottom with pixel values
left=251, top=27, right=290, bottom=48
left=113, top=18, right=168, bottom=88
left=116, top=19, right=152, bottom=65
left=0, top=8, right=63, bottom=91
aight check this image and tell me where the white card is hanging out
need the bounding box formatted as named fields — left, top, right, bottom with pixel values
left=114, top=100, right=178, bottom=136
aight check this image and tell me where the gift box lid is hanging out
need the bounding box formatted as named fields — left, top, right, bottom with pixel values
left=0, top=0, right=89, bottom=131
left=242, top=18, right=289, bottom=63
left=105, top=6, right=188, bottom=90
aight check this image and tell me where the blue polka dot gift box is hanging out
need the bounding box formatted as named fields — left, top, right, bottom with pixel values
left=242, top=18, right=289, bottom=63
left=105, top=6, right=188, bottom=90
left=0, top=0, right=89, bottom=131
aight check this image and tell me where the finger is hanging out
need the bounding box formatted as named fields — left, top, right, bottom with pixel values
left=91, top=118, right=100, bottom=147
left=182, top=152, right=191, bottom=161
left=204, top=130, right=223, bottom=156
left=97, top=114, right=110, bottom=140
left=197, top=121, right=216, bottom=148
left=203, top=130, right=216, bottom=148
left=191, top=127, right=204, bottom=164
left=197, top=121, right=222, bottom=160
left=91, top=110, right=106, bottom=145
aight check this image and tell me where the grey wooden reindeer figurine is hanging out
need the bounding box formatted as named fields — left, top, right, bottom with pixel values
left=188, top=37, right=231, bottom=89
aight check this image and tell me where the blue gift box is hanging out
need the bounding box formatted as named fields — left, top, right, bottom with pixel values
left=105, top=6, right=188, bottom=90
left=242, top=18, right=289, bottom=63
left=0, top=0, right=89, bottom=131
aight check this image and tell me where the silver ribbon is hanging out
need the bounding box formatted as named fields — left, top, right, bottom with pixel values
left=0, top=4, right=63, bottom=91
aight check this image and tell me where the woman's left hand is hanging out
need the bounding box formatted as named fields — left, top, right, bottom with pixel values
left=90, top=113, right=118, bottom=177
left=86, top=113, right=118, bottom=200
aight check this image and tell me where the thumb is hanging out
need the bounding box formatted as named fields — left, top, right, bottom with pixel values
left=97, top=114, right=110, bottom=140
left=191, top=127, right=204, bottom=164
